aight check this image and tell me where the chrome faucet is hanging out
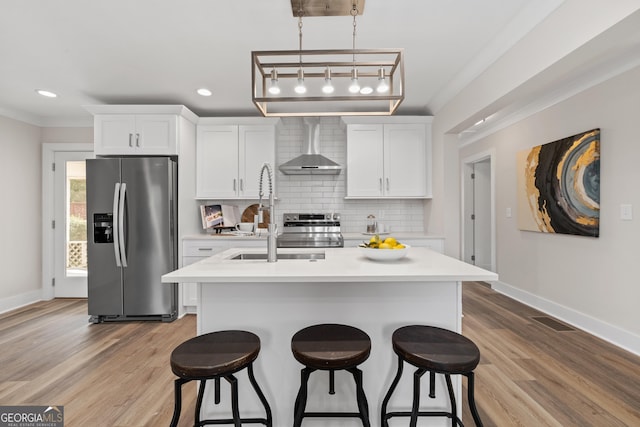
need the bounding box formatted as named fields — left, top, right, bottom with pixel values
left=258, top=163, right=277, bottom=262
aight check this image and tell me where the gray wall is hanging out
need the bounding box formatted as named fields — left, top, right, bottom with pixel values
left=460, top=65, right=640, bottom=350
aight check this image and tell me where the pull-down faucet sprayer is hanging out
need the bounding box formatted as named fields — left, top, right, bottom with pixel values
left=258, top=163, right=277, bottom=262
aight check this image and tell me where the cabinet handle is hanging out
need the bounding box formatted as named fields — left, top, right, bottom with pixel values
left=233, top=179, right=237, bottom=191
left=128, top=133, right=133, bottom=147
left=386, top=178, right=390, bottom=191
left=240, top=179, right=244, bottom=192
left=198, top=248, right=213, bottom=251
left=379, top=178, right=383, bottom=192
left=135, top=133, right=140, bottom=147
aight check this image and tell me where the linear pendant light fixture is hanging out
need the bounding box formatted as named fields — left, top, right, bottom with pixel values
left=251, top=0, right=404, bottom=117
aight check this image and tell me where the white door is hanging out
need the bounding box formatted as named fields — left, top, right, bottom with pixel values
left=346, top=124, right=384, bottom=197
left=53, top=151, right=93, bottom=297
left=473, top=159, right=493, bottom=271
left=239, top=125, right=276, bottom=197
left=196, top=125, right=239, bottom=198
left=384, top=124, right=426, bottom=197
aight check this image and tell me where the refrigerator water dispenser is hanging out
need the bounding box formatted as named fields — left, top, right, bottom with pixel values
left=93, top=213, right=113, bottom=243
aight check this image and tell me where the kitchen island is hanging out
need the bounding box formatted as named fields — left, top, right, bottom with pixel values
left=162, top=247, right=498, bottom=426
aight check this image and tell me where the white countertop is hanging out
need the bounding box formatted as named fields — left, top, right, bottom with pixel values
left=163, top=247, right=497, bottom=283
left=182, top=232, right=444, bottom=241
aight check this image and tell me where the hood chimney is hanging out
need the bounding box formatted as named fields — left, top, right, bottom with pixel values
left=279, top=118, right=342, bottom=175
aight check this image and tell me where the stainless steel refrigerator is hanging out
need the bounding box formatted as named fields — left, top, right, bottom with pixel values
left=86, top=157, right=178, bottom=323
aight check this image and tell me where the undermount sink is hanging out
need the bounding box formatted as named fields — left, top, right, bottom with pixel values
left=229, top=252, right=325, bottom=260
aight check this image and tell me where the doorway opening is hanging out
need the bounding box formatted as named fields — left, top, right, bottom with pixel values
left=462, top=150, right=496, bottom=272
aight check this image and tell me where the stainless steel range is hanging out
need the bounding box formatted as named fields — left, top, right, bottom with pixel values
left=277, top=212, right=344, bottom=248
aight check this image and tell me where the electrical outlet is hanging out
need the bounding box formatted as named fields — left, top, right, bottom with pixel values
left=506, top=207, right=512, bottom=218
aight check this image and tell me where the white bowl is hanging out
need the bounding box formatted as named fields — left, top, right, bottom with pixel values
left=359, top=245, right=409, bottom=261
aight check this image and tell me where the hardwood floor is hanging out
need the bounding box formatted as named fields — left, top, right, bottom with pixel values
left=461, top=282, right=640, bottom=427
left=0, top=283, right=638, bottom=426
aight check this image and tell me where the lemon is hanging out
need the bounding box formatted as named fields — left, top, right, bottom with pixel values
left=394, top=244, right=405, bottom=249
left=379, top=242, right=392, bottom=249
left=369, top=235, right=381, bottom=244
left=383, top=237, right=397, bottom=246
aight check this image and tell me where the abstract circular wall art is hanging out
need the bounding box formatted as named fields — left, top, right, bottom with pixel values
left=516, top=129, right=600, bottom=237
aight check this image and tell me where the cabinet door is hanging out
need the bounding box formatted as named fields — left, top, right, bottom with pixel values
left=94, top=115, right=136, bottom=155
left=239, top=125, right=276, bottom=197
left=346, top=124, right=384, bottom=197
left=383, top=124, right=426, bottom=197
left=94, top=114, right=178, bottom=155
left=135, top=115, right=178, bottom=155
left=196, top=126, right=239, bottom=198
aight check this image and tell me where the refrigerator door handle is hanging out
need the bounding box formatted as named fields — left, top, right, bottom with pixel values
left=113, top=183, right=122, bottom=267
left=118, top=183, right=128, bottom=267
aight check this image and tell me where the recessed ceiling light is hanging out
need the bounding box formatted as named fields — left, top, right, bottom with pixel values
left=197, top=88, right=212, bottom=97
left=36, top=89, right=57, bottom=98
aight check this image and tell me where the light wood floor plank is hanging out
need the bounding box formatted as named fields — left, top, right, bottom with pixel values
left=1, top=283, right=638, bottom=426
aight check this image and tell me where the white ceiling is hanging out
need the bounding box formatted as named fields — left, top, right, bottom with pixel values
left=1, top=0, right=567, bottom=126
left=2, top=0, right=638, bottom=131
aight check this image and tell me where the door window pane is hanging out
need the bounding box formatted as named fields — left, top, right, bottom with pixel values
left=67, top=161, right=87, bottom=275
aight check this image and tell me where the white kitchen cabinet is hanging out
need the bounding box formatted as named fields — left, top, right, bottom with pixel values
left=344, top=117, right=432, bottom=198
left=196, top=124, right=276, bottom=199
left=86, top=105, right=198, bottom=156
left=94, top=115, right=178, bottom=155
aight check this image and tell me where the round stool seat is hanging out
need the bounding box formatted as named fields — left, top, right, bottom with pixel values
left=392, top=325, right=480, bottom=374
left=292, top=323, right=371, bottom=370
left=171, top=330, right=260, bottom=379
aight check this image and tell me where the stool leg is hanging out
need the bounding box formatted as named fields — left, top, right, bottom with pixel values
left=195, top=379, right=207, bottom=426
left=381, top=355, right=404, bottom=427
left=293, top=367, right=312, bottom=427
left=444, top=374, right=458, bottom=427
left=429, top=371, right=436, bottom=398
left=214, top=377, right=221, bottom=404
left=170, top=378, right=188, bottom=427
left=247, top=363, right=273, bottom=426
left=349, top=367, right=370, bottom=427
left=466, top=372, right=484, bottom=427
left=410, top=368, right=426, bottom=427
left=329, top=369, right=336, bottom=394
left=225, top=374, right=241, bottom=427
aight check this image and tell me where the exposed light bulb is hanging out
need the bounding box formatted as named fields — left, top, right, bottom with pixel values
left=268, top=69, right=280, bottom=95
left=269, top=81, right=281, bottom=95
left=294, top=68, right=306, bottom=94
left=348, top=68, right=360, bottom=94
left=376, top=67, right=389, bottom=93
left=322, top=68, right=334, bottom=94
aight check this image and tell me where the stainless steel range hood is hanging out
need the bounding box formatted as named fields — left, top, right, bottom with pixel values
left=279, top=118, right=342, bottom=175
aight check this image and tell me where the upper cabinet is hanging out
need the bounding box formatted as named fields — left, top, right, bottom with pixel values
left=196, top=118, right=279, bottom=199
left=344, top=117, right=432, bottom=198
left=86, top=105, right=198, bottom=156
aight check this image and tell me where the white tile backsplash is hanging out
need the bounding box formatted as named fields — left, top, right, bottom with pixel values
left=207, top=116, right=425, bottom=233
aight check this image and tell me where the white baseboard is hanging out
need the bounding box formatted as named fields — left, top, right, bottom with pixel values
left=0, top=290, right=44, bottom=315
left=492, top=280, right=640, bottom=356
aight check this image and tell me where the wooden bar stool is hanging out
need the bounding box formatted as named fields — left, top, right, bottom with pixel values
left=291, top=323, right=371, bottom=427
left=170, top=330, right=272, bottom=427
left=381, top=325, right=484, bottom=427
